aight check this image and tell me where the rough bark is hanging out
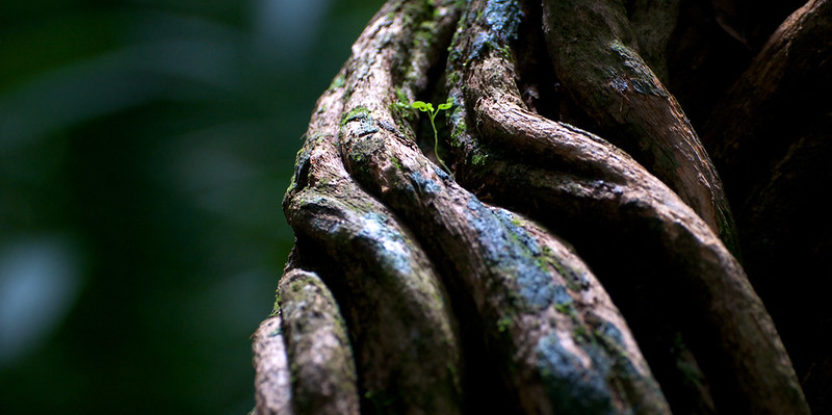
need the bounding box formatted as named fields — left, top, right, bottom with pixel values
left=700, top=2, right=832, bottom=412
left=541, top=0, right=739, bottom=254
left=253, top=264, right=360, bottom=415
left=253, top=0, right=829, bottom=413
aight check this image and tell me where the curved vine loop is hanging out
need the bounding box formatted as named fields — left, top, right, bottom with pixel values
left=443, top=0, right=808, bottom=413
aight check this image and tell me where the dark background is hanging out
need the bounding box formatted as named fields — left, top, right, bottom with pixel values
left=0, top=0, right=380, bottom=413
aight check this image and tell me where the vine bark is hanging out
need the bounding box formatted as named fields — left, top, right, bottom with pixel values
left=253, top=0, right=831, bottom=414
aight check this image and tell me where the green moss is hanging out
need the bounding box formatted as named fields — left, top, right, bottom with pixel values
left=535, top=255, right=549, bottom=272
left=390, top=103, right=409, bottom=123
left=537, top=247, right=590, bottom=293
left=591, top=322, right=625, bottom=351
left=310, top=132, right=326, bottom=144
left=329, top=74, right=346, bottom=91
left=554, top=303, right=578, bottom=320
left=413, top=22, right=436, bottom=48
left=334, top=313, right=349, bottom=340
left=450, top=118, right=466, bottom=148
left=390, top=88, right=417, bottom=125
left=284, top=174, right=298, bottom=199
left=497, top=316, right=512, bottom=332
left=498, top=44, right=512, bottom=60
left=395, top=87, right=409, bottom=103
left=466, top=199, right=567, bottom=310
left=289, top=278, right=306, bottom=294
left=341, top=106, right=379, bottom=137
left=572, top=325, right=591, bottom=344
left=399, top=0, right=433, bottom=31
left=270, top=289, right=283, bottom=317
left=341, top=106, right=371, bottom=126
left=471, top=153, right=487, bottom=166
left=448, top=71, right=460, bottom=85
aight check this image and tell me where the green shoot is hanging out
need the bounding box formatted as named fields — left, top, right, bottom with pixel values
left=411, top=97, right=454, bottom=175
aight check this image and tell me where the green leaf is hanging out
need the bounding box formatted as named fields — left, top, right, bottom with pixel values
left=405, top=97, right=454, bottom=177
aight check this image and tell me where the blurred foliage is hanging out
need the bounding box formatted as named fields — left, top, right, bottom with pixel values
left=0, top=0, right=381, bottom=413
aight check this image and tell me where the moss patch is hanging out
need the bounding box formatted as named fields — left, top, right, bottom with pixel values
left=465, top=197, right=564, bottom=310
left=329, top=74, right=346, bottom=91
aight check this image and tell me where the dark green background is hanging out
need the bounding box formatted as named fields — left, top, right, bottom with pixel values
left=0, top=1, right=380, bottom=413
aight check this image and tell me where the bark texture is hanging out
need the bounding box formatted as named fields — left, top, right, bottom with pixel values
left=254, top=0, right=831, bottom=413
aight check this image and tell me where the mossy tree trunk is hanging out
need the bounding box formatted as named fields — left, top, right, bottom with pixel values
left=252, top=0, right=831, bottom=414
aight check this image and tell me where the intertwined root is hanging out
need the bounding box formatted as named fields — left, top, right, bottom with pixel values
left=254, top=0, right=828, bottom=414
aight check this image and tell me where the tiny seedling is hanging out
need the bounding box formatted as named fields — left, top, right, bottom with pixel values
left=410, top=98, right=453, bottom=175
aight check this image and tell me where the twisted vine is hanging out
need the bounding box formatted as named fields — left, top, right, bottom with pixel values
left=253, top=0, right=829, bottom=413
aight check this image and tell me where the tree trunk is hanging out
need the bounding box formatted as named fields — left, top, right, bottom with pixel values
left=252, top=0, right=831, bottom=414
